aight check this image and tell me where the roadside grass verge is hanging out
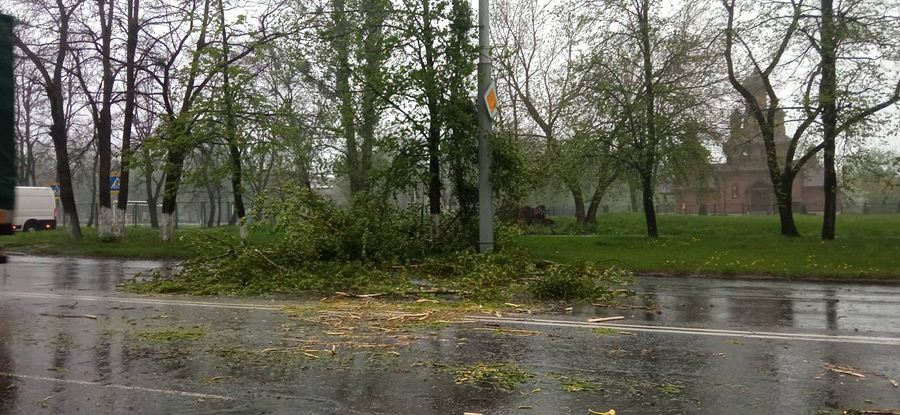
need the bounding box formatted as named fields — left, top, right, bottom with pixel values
left=517, top=213, right=900, bottom=279
left=0, top=226, right=280, bottom=260
left=5, top=213, right=900, bottom=280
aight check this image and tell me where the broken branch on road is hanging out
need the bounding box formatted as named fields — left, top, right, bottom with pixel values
left=587, top=316, right=625, bottom=323
left=39, top=313, right=98, bottom=320
left=823, top=362, right=865, bottom=378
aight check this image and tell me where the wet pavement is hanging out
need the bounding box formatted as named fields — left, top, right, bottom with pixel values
left=1, top=255, right=900, bottom=415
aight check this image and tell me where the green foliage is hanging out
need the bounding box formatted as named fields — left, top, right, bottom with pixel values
left=128, top=184, right=634, bottom=300
left=529, top=263, right=634, bottom=301
left=546, top=372, right=600, bottom=392
left=253, top=184, right=429, bottom=264
left=452, top=363, right=534, bottom=391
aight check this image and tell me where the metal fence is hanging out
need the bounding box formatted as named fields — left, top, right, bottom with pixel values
left=68, top=201, right=240, bottom=228
left=542, top=201, right=900, bottom=218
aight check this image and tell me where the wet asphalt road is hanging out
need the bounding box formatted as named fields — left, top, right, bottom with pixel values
left=1, top=255, right=900, bottom=415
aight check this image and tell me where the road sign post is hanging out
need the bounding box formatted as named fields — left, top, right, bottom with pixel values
left=477, top=0, right=494, bottom=253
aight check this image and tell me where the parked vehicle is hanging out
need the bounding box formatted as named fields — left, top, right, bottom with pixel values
left=12, top=187, right=57, bottom=232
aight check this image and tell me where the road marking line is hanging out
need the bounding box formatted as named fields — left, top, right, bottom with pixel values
left=0, top=372, right=233, bottom=400
left=0, top=291, right=285, bottom=310
left=465, top=316, right=900, bottom=346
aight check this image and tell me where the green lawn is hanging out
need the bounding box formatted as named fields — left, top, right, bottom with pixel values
left=516, top=213, right=900, bottom=279
left=0, top=226, right=278, bottom=260
left=4, top=214, right=900, bottom=280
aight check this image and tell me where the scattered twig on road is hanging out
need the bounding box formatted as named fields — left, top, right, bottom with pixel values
left=334, top=292, right=386, bottom=299
left=843, top=410, right=900, bottom=415
left=592, top=302, right=659, bottom=312
left=823, top=362, right=866, bottom=378
left=39, top=313, right=97, bottom=320
left=587, top=316, right=625, bottom=323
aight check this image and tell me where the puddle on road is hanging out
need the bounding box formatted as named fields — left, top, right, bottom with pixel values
left=3, top=258, right=900, bottom=414
left=2, top=297, right=898, bottom=415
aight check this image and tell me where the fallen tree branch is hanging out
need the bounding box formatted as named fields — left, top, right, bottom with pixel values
left=593, top=302, right=659, bottom=312
left=39, top=314, right=98, bottom=320
left=254, top=248, right=283, bottom=271
left=587, top=316, right=625, bottom=323
left=334, top=292, right=386, bottom=299
left=824, top=362, right=866, bottom=378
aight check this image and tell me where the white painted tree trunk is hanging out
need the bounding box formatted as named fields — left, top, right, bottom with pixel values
left=98, top=206, right=116, bottom=241
left=239, top=221, right=248, bottom=243
left=431, top=213, right=441, bottom=239
left=113, top=207, right=127, bottom=239
left=160, top=213, right=173, bottom=241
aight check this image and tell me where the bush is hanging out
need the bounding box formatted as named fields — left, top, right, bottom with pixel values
left=130, top=183, right=634, bottom=302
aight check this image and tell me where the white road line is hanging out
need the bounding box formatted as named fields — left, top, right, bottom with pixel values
left=5, top=291, right=898, bottom=346
left=0, top=372, right=233, bottom=401
left=0, top=291, right=285, bottom=311
left=465, top=316, right=900, bottom=346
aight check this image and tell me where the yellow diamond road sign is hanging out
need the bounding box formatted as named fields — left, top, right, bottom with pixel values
left=483, top=82, right=498, bottom=119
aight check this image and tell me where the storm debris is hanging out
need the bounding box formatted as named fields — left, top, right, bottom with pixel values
left=843, top=410, right=900, bottom=415
left=39, top=313, right=97, bottom=320
left=592, top=302, right=660, bottom=312
left=588, top=409, right=616, bottom=415
left=453, top=363, right=534, bottom=391
left=890, top=380, right=898, bottom=388
left=587, top=316, right=624, bottom=323
left=823, top=362, right=866, bottom=378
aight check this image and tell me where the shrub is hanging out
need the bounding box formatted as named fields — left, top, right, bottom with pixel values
left=130, top=183, right=634, bottom=302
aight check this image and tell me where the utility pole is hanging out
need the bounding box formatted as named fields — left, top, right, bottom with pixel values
left=477, top=0, right=493, bottom=252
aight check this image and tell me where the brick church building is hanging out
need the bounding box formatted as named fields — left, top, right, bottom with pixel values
left=673, top=76, right=827, bottom=215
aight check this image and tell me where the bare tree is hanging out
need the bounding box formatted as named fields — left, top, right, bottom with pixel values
left=722, top=0, right=824, bottom=237
left=15, top=0, right=87, bottom=240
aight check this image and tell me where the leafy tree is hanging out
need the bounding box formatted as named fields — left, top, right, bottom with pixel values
left=581, top=0, right=720, bottom=237
left=814, top=0, right=900, bottom=240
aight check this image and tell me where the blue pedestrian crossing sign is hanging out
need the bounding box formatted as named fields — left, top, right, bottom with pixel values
left=110, top=173, right=121, bottom=195
left=48, top=182, right=61, bottom=200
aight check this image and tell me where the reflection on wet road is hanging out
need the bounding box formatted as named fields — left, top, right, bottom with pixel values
left=1, top=255, right=899, bottom=414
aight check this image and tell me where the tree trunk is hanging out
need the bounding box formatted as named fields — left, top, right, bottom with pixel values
left=427, top=115, right=441, bottom=236
left=585, top=172, right=617, bottom=223
left=570, top=186, right=585, bottom=223
left=205, top=185, right=216, bottom=228
left=159, top=149, right=185, bottom=241
left=776, top=175, right=799, bottom=236
left=640, top=171, right=658, bottom=238
left=96, top=0, right=116, bottom=241
left=332, top=0, right=360, bottom=194
left=216, top=188, right=222, bottom=226
left=217, top=0, right=246, bottom=238
left=820, top=0, right=838, bottom=241
left=585, top=196, right=601, bottom=223
left=88, top=152, right=98, bottom=228
left=115, top=0, right=140, bottom=240
left=639, top=0, right=658, bottom=238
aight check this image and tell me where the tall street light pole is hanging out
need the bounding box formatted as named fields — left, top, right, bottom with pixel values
left=477, top=0, right=493, bottom=252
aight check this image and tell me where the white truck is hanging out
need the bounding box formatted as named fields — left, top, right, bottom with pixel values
left=12, top=187, right=57, bottom=231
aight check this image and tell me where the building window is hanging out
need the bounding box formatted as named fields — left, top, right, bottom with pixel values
left=731, top=184, right=739, bottom=199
